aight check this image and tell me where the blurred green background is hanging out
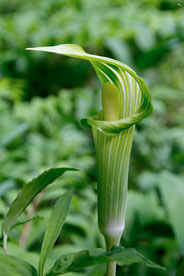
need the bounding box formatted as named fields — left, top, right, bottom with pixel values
left=0, top=0, right=184, bottom=275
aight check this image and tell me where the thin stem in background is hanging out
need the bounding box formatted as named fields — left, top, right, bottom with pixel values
left=20, top=191, right=44, bottom=249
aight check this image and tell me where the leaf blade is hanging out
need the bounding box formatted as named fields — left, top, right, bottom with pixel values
left=3, top=168, right=77, bottom=237
left=39, top=190, right=72, bottom=276
left=46, top=246, right=164, bottom=275
left=12, top=216, right=43, bottom=229
left=159, top=171, right=184, bottom=254
left=176, top=259, right=184, bottom=276
left=0, top=253, right=38, bottom=276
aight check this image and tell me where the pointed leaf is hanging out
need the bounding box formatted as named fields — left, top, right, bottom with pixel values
left=46, top=246, right=164, bottom=275
left=3, top=168, right=77, bottom=237
left=0, top=253, right=38, bottom=276
left=39, top=190, right=72, bottom=276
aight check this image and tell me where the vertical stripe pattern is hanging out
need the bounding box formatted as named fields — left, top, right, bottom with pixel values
left=91, top=63, right=141, bottom=242
left=27, top=44, right=153, bottom=248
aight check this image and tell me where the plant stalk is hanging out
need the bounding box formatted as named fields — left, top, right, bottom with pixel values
left=3, top=233, right=9, bottom=255
left=107, top=261, right=117, bottom=276
left=105, top=235, right=121, bottom=276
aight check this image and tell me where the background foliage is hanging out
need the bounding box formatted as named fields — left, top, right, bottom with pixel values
left=0, top=0, right=184, bottom=275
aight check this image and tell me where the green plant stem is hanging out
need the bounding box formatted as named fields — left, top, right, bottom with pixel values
left=20, top=191, right=43, bottom=249
left=3, top=234, right=9, bottom=255
left=107, top=261, right=117, bottom=276
left=105, top=235, right=121, bottom=276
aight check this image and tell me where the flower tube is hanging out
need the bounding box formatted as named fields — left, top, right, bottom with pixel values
left=27, top=44, right=153, bottom=275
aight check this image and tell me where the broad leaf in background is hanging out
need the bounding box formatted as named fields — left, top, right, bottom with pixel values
left=0, top=253, right=38, bottom=276
left=39, top=190, right=72, bottom=276
left=0, top=123, right=29, bottom=147
left=105, top=38, right=133, bottom=67
left=159, top=171, right=184, bottom=254
left=46, top=246, right=164, bottom=275
left=3, top=168, right=77, bottom=246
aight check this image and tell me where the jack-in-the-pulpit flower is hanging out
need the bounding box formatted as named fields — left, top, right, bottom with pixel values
left=27, top=44, right=153, bottom=276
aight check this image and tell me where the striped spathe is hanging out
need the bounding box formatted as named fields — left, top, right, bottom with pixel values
left=26, top=43, right=153, bottom=250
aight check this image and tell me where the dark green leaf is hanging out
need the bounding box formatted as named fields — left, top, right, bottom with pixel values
left=3, top=168, right=77, bottom=237
left=176, top=259, right=184, bottom=276
left=46, top=246, right=164, bottom=275
left=0, top=253, right=38, bottom=276
left=39, top=190, right=72, bottom=276
left=108, top=246, right=163, bottom=268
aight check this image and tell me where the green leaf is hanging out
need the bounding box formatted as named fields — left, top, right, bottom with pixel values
left=12, top=216, right=43, bottom=229
left=3, top=168, right=77, bottom=237
left=0, top=123, right=29, bottom=147
left=105, top=38, right=133, bottom=66
left=176, top=259, right=184, bottom=276
left=159, top=171, right=184, bottom=254
left=46, top=246, right=164, bottom=275
left=0, top=253, right=38, bottom=276
left=39, top=190, right=72, bottom=276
